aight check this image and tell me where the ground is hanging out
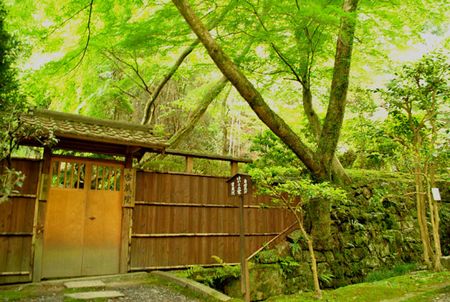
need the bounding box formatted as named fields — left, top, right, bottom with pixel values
left=267, top=270, right=450, bottom=302
left=0, top=270, right=448, bottom=301
left=0, top=272, right=213, bottom=302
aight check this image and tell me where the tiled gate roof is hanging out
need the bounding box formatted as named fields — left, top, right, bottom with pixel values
left=20, top=109, right=167, bottom=155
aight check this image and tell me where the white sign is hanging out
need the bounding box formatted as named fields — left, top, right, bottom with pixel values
left=431, top=188, right=441, bottom=201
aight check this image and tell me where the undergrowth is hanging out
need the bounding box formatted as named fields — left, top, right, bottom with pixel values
left=364, top=262, right=418, bottom=282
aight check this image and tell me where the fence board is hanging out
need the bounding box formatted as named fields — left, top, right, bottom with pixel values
left=0, top=159, right=40, bottom=284
left=131, top=171, right=294, bottom=269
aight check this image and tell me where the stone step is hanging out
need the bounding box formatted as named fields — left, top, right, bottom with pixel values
left=65, top=290, right=124, bottom=300
left=64, top=280, right=106, bottom=289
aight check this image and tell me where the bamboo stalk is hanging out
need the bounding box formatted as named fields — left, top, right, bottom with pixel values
left=134, top=201, right=283, bottom=209
left=0, top=193, right=37, bottom=199
left=130, top=263, right=239, bottom=271
left=0, top=271, right=30, bottom=276
left=0, top=232, right=33, bottom=236
left=132, top=232, right=279, bottom=238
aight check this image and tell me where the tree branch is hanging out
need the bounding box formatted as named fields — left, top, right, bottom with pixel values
left=69, top=0, right=94, bottom=73
left=245, top=0, right=305, bottom=87
left=43, top=2, right=91, bottom=39
left=316, top=0, right=359, bottom=178
left=141, top=0, right=238, bottom=125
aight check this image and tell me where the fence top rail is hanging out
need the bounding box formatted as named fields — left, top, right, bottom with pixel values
left=158, top=149, right=252, bottom=163
left=135, top=169, right=230, bottom=180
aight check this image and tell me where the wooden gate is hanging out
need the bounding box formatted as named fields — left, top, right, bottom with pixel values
left=42, top=157, right=123, bottom=278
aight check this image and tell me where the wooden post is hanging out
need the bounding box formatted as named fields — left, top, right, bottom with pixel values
left=121, top=155, right=135, bottom=274
left=245, top=259, right=251, bottom=302
left=125, top=153, right=133, bottom=169
left=32, top=147, right=51, bottom=282
left=230, top=161, right=238, bottom=176
left=186, top=156, right=193, bottom=173
left=239, top=194, right=247, bottom=299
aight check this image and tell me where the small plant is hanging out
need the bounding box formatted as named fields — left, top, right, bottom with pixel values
left=279, top=256, right=300, bottom=275
left=0, top=167, right=25, bottom=203
left=319, top=273, right=335, bottom=286
left=291, top=241, right=301, bottom=255
left=364, top=262, right=418, bottom=282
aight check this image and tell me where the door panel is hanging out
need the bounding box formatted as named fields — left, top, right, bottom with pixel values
left=42, top=188, right=85, bottom=278
left=82, top=190, right=122, bottom=275
left=42, top=158, right=123, bottom=278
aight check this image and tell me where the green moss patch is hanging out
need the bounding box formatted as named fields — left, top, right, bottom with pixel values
left=267, top=270, right=450, bottom=302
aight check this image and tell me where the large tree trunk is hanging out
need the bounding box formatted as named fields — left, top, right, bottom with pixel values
left=172, top=0, right=324, bottom=179
left=172, top=0, right=359, bottom=183
left=302, top=88, right=351, bottom=184
left=316, top=0, right=359, bottom=179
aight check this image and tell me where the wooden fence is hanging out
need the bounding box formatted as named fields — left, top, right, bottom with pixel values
left=0, top=159, right=294, bottom=283
left=130, top=171, right=293, bottom=270
left=0, top=159, right=41, bottom=284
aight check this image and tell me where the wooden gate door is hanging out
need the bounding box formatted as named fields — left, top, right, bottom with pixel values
left=42, top=157, right=123, bottom=278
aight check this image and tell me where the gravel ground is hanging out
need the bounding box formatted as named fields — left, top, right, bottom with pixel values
left=0, top=273, right=203, bottom=302
left=114, top=284, right=200, bottom=301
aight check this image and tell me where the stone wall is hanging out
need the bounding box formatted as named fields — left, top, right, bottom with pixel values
left=226, top=178, right=449, bottom=300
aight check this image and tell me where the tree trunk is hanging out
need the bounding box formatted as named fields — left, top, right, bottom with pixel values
left=286, top=201, right=321, bottom=299
left=221, top=85, right=232, bottom=155
left=172, top=0, right=324, bottom=179
left=167, top=77, right=228, bottom=148
left=141, top=40, right=199, bottom=125
left=427, top=116, right=442, bottom=271
left=141, top=0, right=237, bottom=125
left=316, top=0, right=359, bottom=178
left=414, top=152, right=433, bottom=267
left=428, top=184, right=442, bottom=271
left=302, top=88, right=351, bottom=184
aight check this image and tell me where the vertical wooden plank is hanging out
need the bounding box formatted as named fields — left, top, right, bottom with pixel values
left=32, top=148, right=51, bottom=282
left=32, top=200, right=46, bottom=282
left=31, top=161, right=43, bottom=282
left=121, top=167, right=135, bottom=273
left=119, top=208, right=132, bottom=273
left=185, top=156, right=193, bottom=173
left=230, top=161, right=238, bottom=176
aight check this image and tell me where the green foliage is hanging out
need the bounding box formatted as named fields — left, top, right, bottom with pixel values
left=382, top=51, right=449, bottom=165
left=0, top=167, right=25, bottom=203
left=318, top=273, right=335, bottom=286
left=186, top=261, right=241, bottom=290
left=267, top=270, right=450, bottom=301
left=248, top=131, right=304, bottom=174
left=279, top=256, right=300, bottom=276
left=249, top=165, right=348, bottom=205
left=364, top=263, right=418, bottom=283
left=248, top=131, right=348, bottom=206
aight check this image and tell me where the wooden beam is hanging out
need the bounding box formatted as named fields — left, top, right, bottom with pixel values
left=185, top=156, right=194, bottom=173
left=0, top=271, right=30, bottom=276
left=131, top=232, right=279, bottom=238
left=0, top=232, right=33, bottom=236
left=125, top=154, right=133, bottom=169
left=162, top=149, right=252, bottom=163
left=134, top=201, right=283, bottom=209
left=230, top=161, right=238, bottom=176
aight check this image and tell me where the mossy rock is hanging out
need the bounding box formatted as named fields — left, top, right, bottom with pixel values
left=255, top=250, right=280, bottom=264
left=249, top=264, right=285, bottom=301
